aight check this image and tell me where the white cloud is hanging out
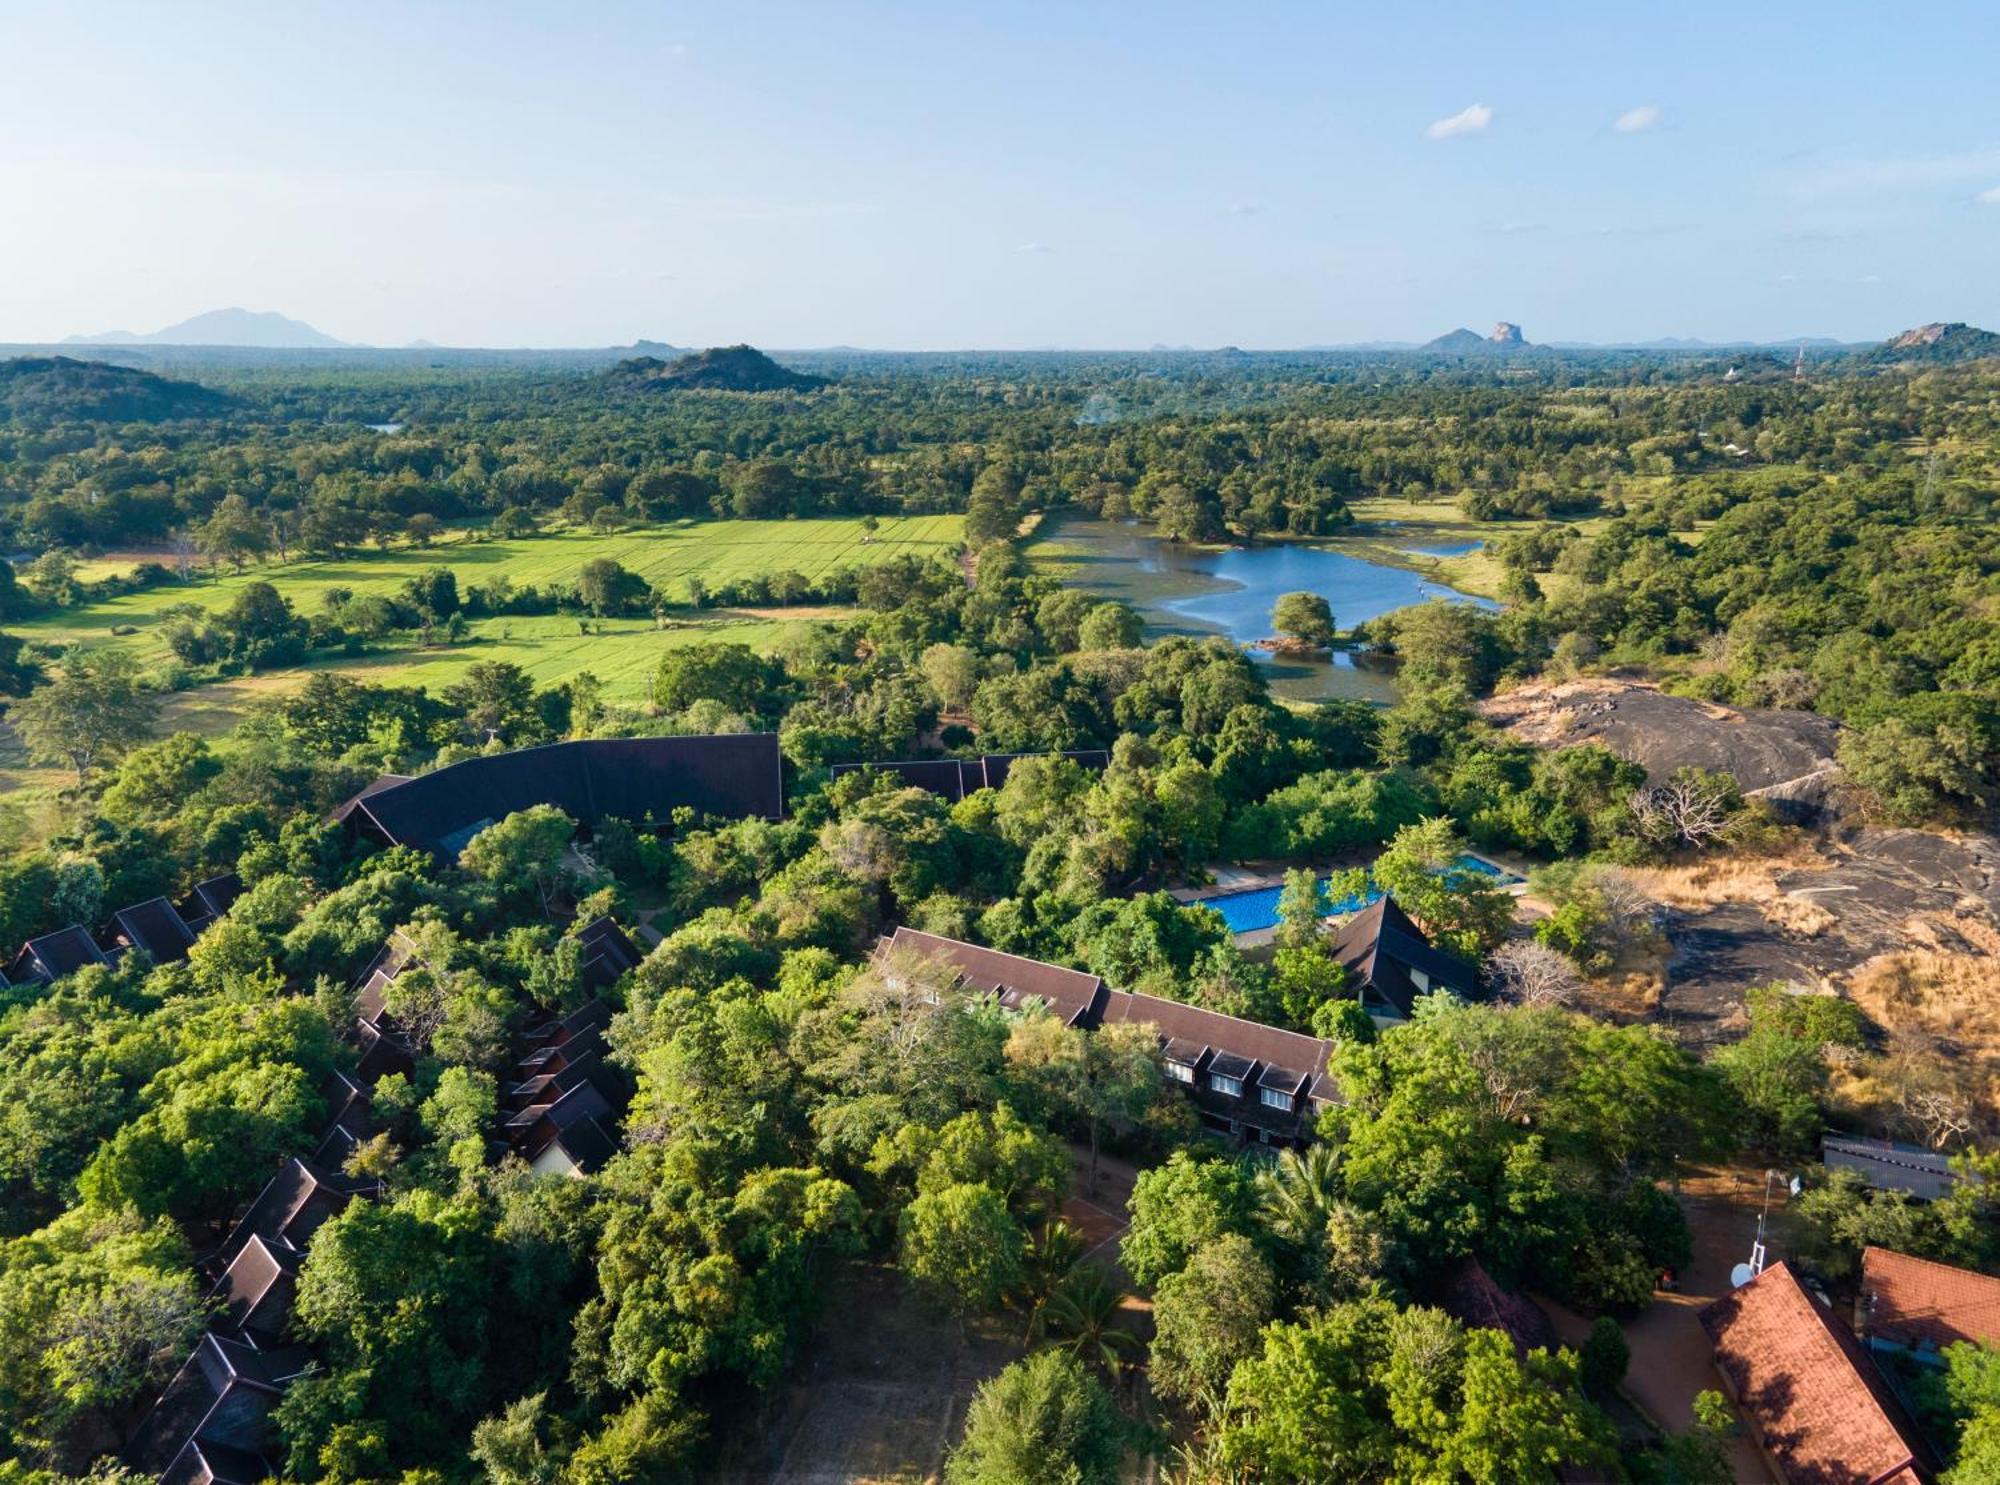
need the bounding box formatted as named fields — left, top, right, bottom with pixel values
left=1014, top=241, right=1053, bottom=254
left=1614, top=105, right=1662, bottom=134
left=1980, top=185, right=2000, bottom=204
left=1224, top=202, right=1263, bottom=216
left=1426, top=104, right=1493, bottom=140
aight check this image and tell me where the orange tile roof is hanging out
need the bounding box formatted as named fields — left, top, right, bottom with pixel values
left=1698, top=1261, right=1931, bottom=1485
left=1863, top=1246, right=2000, bottom=1353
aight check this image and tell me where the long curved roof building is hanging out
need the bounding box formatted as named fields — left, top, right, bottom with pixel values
left=333, top=734, right=785, bottom=858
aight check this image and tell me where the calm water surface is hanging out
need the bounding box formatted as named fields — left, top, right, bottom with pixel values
left=1041, top=515, right=1494, bottom=703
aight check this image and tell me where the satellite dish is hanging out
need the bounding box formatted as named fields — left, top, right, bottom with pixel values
left=1730, top=1263, right=1758, bottom=1289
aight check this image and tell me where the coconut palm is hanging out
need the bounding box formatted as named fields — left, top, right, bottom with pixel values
left=1254, top=1140, right=1342, bottom=1247
left=1035, top=1262, right=1141, bottom=1379
left=1011, top=1219, right=1087, bottom=1342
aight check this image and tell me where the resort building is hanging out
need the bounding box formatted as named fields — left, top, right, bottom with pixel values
left=876, top=926, right=1110, bottom=1027
left=830, top=749, right=1111, bottom=804
left=1859, top=1245, right=2000, bottom=1360
left=0, top=871, right=243, bottom=987
left=332, top=733, right=786, bottom=859
left=1698, top=1260, right=1934, bottom=1484
left=875, top=926, right=1341, bottom=1147
left=1327, top=895, right=1481, bottom=1025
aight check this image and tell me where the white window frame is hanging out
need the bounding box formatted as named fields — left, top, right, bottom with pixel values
left=1259, top=1086, right=1294, bottom=1111
left=1210, top=1073, right=1244, bottom=1098
left=1165, top=1060, right=1194, bottom=1084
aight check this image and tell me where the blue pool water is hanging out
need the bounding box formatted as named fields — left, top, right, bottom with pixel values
left=1194, top=854, right=1520, bottom=935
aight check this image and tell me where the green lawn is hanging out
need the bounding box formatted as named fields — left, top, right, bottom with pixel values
left=20, top=514, right=963, bottom=665
left=3, top=517, right=960, bottom=772
left=1328, top=494, right=1613, bottom=598
left=339, top=614, right=796, bottom=698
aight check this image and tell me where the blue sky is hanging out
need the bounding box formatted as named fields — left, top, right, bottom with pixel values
left=2, top=1, right=1996, bottom=348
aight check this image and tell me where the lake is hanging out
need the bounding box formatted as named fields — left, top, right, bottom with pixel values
left=1038, top=515, right=1494, bottom=702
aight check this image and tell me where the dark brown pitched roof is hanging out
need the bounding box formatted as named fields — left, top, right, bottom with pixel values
left=878, top=927, right=1111, bottom=1027
left=351, top=930, right=422, bottom=1028
left=353, top=1020, right=413, bottom=1084
left=524, top=996, right=615, bottom=1050
left=162, top=1436, right=273, bottom=1485
left=1326, top=895, right=1478, bottom=1020
left=123, top=1331, right=311, bottom=1476
left=1441, top=1258, right=1558, bottom=1357
left=1098, top=988, right=1335, bottom=1090
left=504, top=1047, right=622, bottom=1111
left=113, top=896, right=199, bottom=963
left=177, top=873, right=245, bottom=925
left=209, top=1158, right=377, bottom=1274
left=573, top=916, right=643, bottom=989
left=212, top=1233, right=303, bottom=1340
left=335, top=735, right=784, bottom=857
left=1698, top=1261, right=1932, bottom=1485
left=1862, top=1246, right=2000, bottom=1353
left=531, top=1117, right=620, bottom=1175
left=7, top=924, right=110, bottom=983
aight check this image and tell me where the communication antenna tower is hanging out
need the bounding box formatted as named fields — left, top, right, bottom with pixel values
left=1731, top=1169, right=1787, bottom=1288
left=1793, top=345, right=1806, bottom=383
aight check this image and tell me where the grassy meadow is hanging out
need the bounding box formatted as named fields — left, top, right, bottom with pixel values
left=0, top=516, right=963, bottom=792
left=30, top=514, right=964, bottom=661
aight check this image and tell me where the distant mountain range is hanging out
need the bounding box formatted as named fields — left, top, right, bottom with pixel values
left=24, top=309, right=1999, bottom=365
left=66, top=307, right=347, bottom=349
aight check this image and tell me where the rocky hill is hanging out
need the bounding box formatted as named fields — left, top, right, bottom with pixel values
left=606, top=344, right=826, bottom=392
left=1422, top=322, right=1531, bottom=354
left=0, top=356, right=235, bottom=422
left=1870, top=322, right=2000, bottom=364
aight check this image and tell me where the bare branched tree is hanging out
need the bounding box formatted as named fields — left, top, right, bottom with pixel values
left=1629, top=773, right=1734, bottom=850
left=1486, top=940, right=1584, bottom=1007
left=166, top=527, right=198, bottom=583
left=1901, top=1087, right=1974, bottom=1151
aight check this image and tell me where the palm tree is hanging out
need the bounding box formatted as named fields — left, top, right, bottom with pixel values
left=1011, top=1219, right=1087, bottom=1342
left=1255, top=1141, right=1341, bottom=1248
left=1036, top=1262, right=1141, bottom=1380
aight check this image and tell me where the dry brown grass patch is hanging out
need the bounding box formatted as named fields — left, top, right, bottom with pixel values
left=1760, top=894, right=1837, bottom=938
left=1623, top=846, right=1830, bottom=912
left=1849, top=950, right=2000, bottom=1042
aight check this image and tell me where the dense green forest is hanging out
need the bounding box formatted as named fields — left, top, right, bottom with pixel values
left=1, top=346, right=1998, bottom=1482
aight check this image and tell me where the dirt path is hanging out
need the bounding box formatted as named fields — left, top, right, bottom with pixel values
left=1601, top=1164, right=1785, bottom=1483
left=736, top=1261, right=1020, bottom=1485
left=1063, top=1144, right=1138, bottom=1266
left=738, top=1145, right=1141, bottom=1484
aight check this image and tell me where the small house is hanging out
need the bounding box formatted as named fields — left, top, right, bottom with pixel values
left=1326, top=895, right=1479, bottom=1025
left=1698, top=1260, right=1933, bottom=1484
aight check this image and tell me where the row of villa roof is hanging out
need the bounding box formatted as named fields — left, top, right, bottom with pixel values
left=123, top=1072, right=382, bottom=1483
left=120, top=915, right=647, bottom=1481
left=351, top=916, right=643, bottom=1174
left=878, top=893, right=1477, bottom=1148
left=3, top=871, right=242, bottom=988
left=1700, top=1246, right=2000, bottom=1484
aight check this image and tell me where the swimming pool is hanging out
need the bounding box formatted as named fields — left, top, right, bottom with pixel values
left=1192, top=854, right=1521, bottom=936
